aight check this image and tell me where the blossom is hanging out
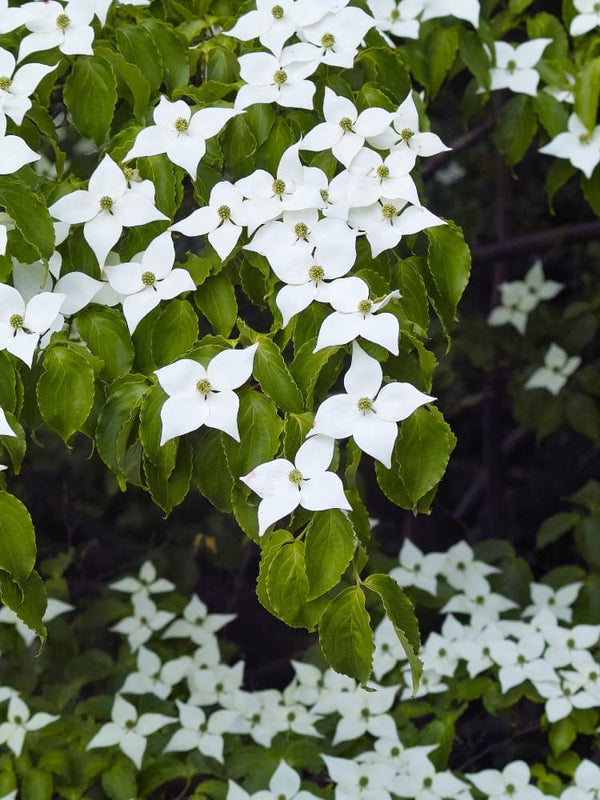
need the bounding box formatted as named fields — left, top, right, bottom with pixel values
left=367, top=0, right=424, bottom=40
left=570, top=0, right=600, bottom=36
left=240, top=435, right=351, bottom=537
left=154, top=345, right=258, bottom=444
left=110, top=592, right=175, bottom=651
left=349, top=197, right=444, bottom=257
left=390, top=539, right=446, bottom=595
left=487, top=39, right=552, bottom=96
left=367, top=92, right=450, bottom=157
left=298, top=7, right=375, bottom=68
left=332, top=684, right=398, bottom=744
left=0, top=696, right=58, bottom=756
left=421, top=0, right=480, bottom=28
left=314, top=277, right=400, bottom=354
left=109, top=560, right=175, bottom=597
left=18, top=0, right=95, bottom=62
left=251, top=760, right=323, bottom=800
left=103, top=231, right=195, bottom=332
left=539, top=113, right=600, bottom=178
left=225, top=0, right=326, bottom=55
left=48, top=154, right=168, bottom=267
left=124, top=96, right=240, bottom=178
left=0, top=48, right=57, bottom=126
left=522, top=582, right=583, bottom=624
left=301, top=88, right=393, bottom=167
left=162, top=594, right=236, bottom=644
left=119, top=646, right=188, bottom=700
left=309, top=342, right=434, bottom=467
left=322, top=754, right=398, bottom=800
left=466, top=760, right=546, bottom=800
left=235, top=43, right=321, bottom=110
left=164, top=701, right=238, bottom=763
left=0, top=285, right=66, bottom=367
left=488, top=259, right=563, bottom=334
left=87, top=695, right=174, bottom=768
left=0, top=0, right=30, bottom=33
left=525, top=343, right=581, bottom=395
left=562, top=760, right=600, bottom=800
left=0, top=113, right=40, bottom=175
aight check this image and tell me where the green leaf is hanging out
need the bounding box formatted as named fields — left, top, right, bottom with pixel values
left=544, top=158, right=576, bottom=209
left=152, top=299, right=199, bottom=367
left=266, top=539, right=327, bottom=629
left=493, top=95, right=537, bottom=165
left=535, top=91, right=569, bottom=138
left=536, top=512, right=579, bottom=548
left=566, top=392, right=600, bottom=441
left=101, top=760, right=137, bottom=800
left=393, top=257, right=429, bottom=333
left=459, top=29, right=490, bottom=89
left=304, top=510, right=355, bottom=600
left=0, top=176, right=55, bottom=260
left=254, top=337, right=305, bottom=413
left=426, top=25, right=459, bottom=96
left=116, top=24, right=163, bottom=90
left=36, top=344, right=95, bottom=444
left=363, top=573, right=422, bottom=692
left=222, top=390, right=283, bottom=477
left=289, top=340, right=342, bottom=406
left=549, top=717, right=577, bottom=757
left=141, top=19, right=190, bottom=92
left=76, top=306, right=135, bottom=381
left=0, top=491, right=36, bottom=584
left=282, top=412, right=313, bottom=460
left=95, top=46, right=151, bottom=119
left=144, top=440, right=192, bottom=515
left=221, top=115, right=258, bottom=178
left=376, top=407, right=456, bottom=511
left=318, top=586, right=374, bottom=683
left=575, top=517, right=600, bottom=571
left=139, top=382, right=177, bottom=475
left=191, top=429, right=233, bottom=512
left=0, top=569, right=47, bottom=645
left=195, top=273, right=237, bottom=337
left=582, top=169, right=600, bottom=215
left=425, top=222, right=471, bottom=340
left=0, top=412, right=26, bottom=474
left=20, top=768, right=53, bottom=800
left=575, top=58, right=600, bottom=133
left=63, top=56, right=117, bottom=145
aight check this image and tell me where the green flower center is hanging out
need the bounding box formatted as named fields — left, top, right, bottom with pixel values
left=271, top=4, right=284, bottom=18
left=99, top=195, right=113, bottom=212
left=272, top=178, right=286, bottom=195
left=294, top=222, right=309, bottom=239
left=401, top=127, right=414, bottom=142
left=251, top=713, right=261, bottom=723
left=482, top=646, right=490, bottom=656
left=359, top=777, right=369, bottom=788
left=175, top=117, right=189, bottom=133
left=391, top=746, right=400, bottom=756
left=0, top=76, right=11, bottom=91
left=321, top=32, right=335, bottom=49
left=308, top=265, right=325, bottom=283
left=13, top=716, right=22, bottom=725
left=125, top=719, right=135, bottom=730
left=287, top=711, right=295, bottom=721
left=506, top=784, right=515, bottom=796
left=457, top=561, right=465, bottom=570
left=339, top=116, right=353, bottom=132
left=590, top=671, right=598, bottom=681
left=424, top=777, right=433, bottom=788
left=475, top=595, right=485, bottom=605
left=9, top=314, right=23, bottom=330
left=141, top=271, right=156, bottom=287
left=218, top=204, right=231, bottom=221
left=196, top=378, right=212, bottom=396
left=288, top=468, right=303, bottom=485
left=377, top=165, right=390, bottom=179
left=320, top=188, right=329, bottom=203
left=361, top=708, right=370, bottom=718
left=56, top=13, right=70, bottom=29
left=579, top=132, right=592, bottom=144
left=273, top=69, right=288, bottom=85
left=382, top=203, right=397, bottom=219
left=357, top=397, right=373, bottom=412
left=123, top=166, right=135, bottom=181
left=358, top=299, right=372, bottom=315
left=506, top=59, right=517, bottom=73
left=438, top=648, right=447, bottom=657
left=215, top=682, right=223, bottom=691
left=567, top=638, right=575, bottom=649
left=391, top=8, right=400, bottom=20
left=382, top=643, right=390, bottom=652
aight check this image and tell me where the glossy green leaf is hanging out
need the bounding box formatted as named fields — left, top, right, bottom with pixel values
left=192, top=429, right=233, bottom=513
left=575, top=58, right=600, bottom=133
left=96, top=377, right=149, bottom=488
left=536, top=512, right=579, bottom=548
left=139, top=382, right=177, bottom=475
left=0, top=569, right=47, bottom=645
left=304, top=510, right=355, bottom=600
left=151, top=299, right=199, bottom=367
left=266, top=539, right=327, bottom=628
left=493, top=95, right=538, bottom=165
left=195, top=273, right=237, bottom=337
left=76, top=306, right=135, bottom=381
left=254, top=337, right=305, bottom=413
left=144, top=439, right=192, bottom=515
left=318, top=585, right=374, bottom=683
left=116, top=24, right=163, bottom=90
left=141, top=19, right=190, bottom=92
left=223, top=390, right=283, bottom=476
left=0, top=176, right=55, bottom=260
left=0, top=491, right=36, bottom=584
left=425, top=222, right=471, bottom=339
left=64, top=56, right=117, bottom=145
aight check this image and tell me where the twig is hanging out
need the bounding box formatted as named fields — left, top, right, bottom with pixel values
left=421, top=117, right=495, bottom=180
left=471, top=220, right=600, bottom=262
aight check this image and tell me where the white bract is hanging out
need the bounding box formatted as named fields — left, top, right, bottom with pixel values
left=235, top=43, right=321, bottom=110
left=314, top=276, right=400, bottom=354
left=389, top=538, right=446, bottom=595
left=0, top=113, right=40, bottom=175
left=525, top=343, right=581, bottom=395
left=19, top=0, right=95, bottom=62
left=349, top=197, right=444, bottom=258
left=298, top=7, right=375, bottom=68
left=0, top=0, right=30, bottom=33
left=368, top=92, right=450, bottom=157
left=301, top=88, right=393, bottom=167
left=570, top=0, right=600, bottom=36
left=164, top=701, right=238, bottom=763
left=309, top=342, right=434, bottom=468
left=0, top=696, right=58, bottom=756
left=467, top=760, right=546, bottom=800
left=162, top=594, right=236, bottom=644
left=487, top=39, right=552, bottom=96
left=110, top=592, right=175, bottom=651
left=109, top=560, right=175, bottom=597
left=240, top=435, right=351, bottom=536
left=0, top=285, right=66, bottom=367
left=155, top=346, right=257, bottom=444
left=488, top=259, right=563, bottom=334
left=124, top=96, right=240, bottom=179
left=103, top=231, right=195, bottom=332
left=0, top=48, right=56, bottom=126
left=421, top=0, right=480, bottom=28
left=367, top=0, right=424, bottom=40
left=87, top=695, right=174, bottom=768
left=49, top=154, right=168, bottom=267
left=539, top=113, right=600, bottom=179
left=225, top=0, right=326, bottom=55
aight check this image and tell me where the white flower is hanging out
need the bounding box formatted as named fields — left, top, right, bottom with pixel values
left=487, top=39, right=552, bottom=96
left=119, top=646, right=188, bottom=700
left=0, top=0, right=30, bottom=33
left=441, top=575, right=518, bottom=627
left=19, top=0, right=95, bottom=62
left=389, top=539, right=445, bottom=595
left=539, top=113, right=600, bottom=179
left=0, top=285, right=66, bottom=367
left=309, top=342, right=434, bottom=467
left=251, top=760, right=323, bottom=800
left=489, top=631, right=556, bottom=693
left=110, top=592, right=175, bottom=651
left=298, top=7, right=375, bottom=68
left=570, top=0, right=600, bottom=36
left=368, top=92, right=450, bottom=157
left=301, top=88, right=393, bottom=167
left=441, top=540, right=500, bottom=594
left=562, top=759, right=600, bottom=800
left=373, top=617, right=405, bottom=680
left=466, top=760, right=545, bottom=800
left=109, top=560, right=175, bottom=597
left=235, top=43, right=321, bottom=110
left=225, top=688, right=288, bottom=747
left=367, top=0, right=424, bottom=40
left=103, top=231, right=195, bottom=333
left=0, top=113, right=40, bottom=175
left=332, top=684, right=398, bottom=744
left=240, top=435, right=351, bottom=537
left=488, top=259, right=563, bottom=334
left=124, top=96, right=240, bottom=179
left=349, top=197, right=444, bottom=258
left=522, top=582, right=583, bottom=624
left=421, top=0, right=480, bottom=28
left=342, top=147, right=421, bottom=208
left=314, top=277, right=400, bottom=354
left=188, top=661, right=245, bottom=707
left=162, top=594, right=236, bottom=644
left=0, top=48, right=57, bottom=126
left=0, top=696, right=58, bottom=756
left=154, top=345, right=258, bottom=445
left=164, top=701, right=238, bottom=763
left=322, top=754, right=398, bottom=800
left=171, top=181, right=247, bottom=260
left=225, top=0, right=325, bottom=55
left=87, top=695, right=175, bottom=768
left=0, top=598, right=73, bottom=646
left=525, top=343, right=581, bottom=395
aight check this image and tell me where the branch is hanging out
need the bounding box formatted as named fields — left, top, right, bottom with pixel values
left=471, top=220, right=600, bottom=263
left=421, top=117, right=495, bottom=181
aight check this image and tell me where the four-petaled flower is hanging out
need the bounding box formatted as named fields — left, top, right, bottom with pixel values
left=539, top=113, right=600, bottom=179
left=525, top=343, right=581, bottom=395
left=0, top=695, right=58, bottom=756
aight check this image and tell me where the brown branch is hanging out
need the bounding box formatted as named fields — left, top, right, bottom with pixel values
left=421, top=117, right=495, bottom=181
left=471, top=220, right=600, bottom=263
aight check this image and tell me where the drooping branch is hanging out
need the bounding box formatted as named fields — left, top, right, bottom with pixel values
left=421, top=117, right=495, bottom=181
left=471, top=220, right=600, bottom=262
